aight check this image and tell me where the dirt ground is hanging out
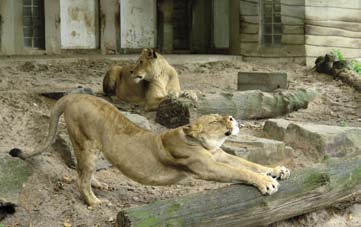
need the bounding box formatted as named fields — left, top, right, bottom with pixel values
left=1, top=55, right=361, bottom=227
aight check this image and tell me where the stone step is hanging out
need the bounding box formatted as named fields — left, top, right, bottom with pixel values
left=263, top=119, right=361, bottom=160
left=221, top=134, right=294, bottom=165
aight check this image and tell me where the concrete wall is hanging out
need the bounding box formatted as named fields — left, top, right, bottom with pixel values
left=120, top=0, right=157, bottom=49
left=213, top=0, right=229, bottom=49
left=60, top=0, right=98, bottom=49
left=45, top=0, right=61, bottom=54
left=0, top=0, right=23, bottom=55
left=100, top=0, right=120, bottom=54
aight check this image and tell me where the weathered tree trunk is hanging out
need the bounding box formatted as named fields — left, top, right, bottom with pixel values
left=335, top=70, right=361, bottom=92
left=117, top=156, right=361, bottom=227
left=314, top=55, right=361, bottom=92
left=156, top=88, right=317, bottom=128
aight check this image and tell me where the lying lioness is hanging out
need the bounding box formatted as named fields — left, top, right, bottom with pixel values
left=102, top=64, right=147, bottom=105
left=10, top=94, right=290, bottom=206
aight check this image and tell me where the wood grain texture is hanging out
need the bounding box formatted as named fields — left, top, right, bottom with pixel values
left=117, top=156, right=361, bottom=227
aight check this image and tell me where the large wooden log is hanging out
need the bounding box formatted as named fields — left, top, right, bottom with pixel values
left=314, top=54, right=361, bottom=92
left=335, top=70, right=361, bottom=92
left=117, top=156, right=361, bottom=227
left=156, top=89, right=317, bottom=128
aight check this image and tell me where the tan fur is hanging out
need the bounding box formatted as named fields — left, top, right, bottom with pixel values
left=21, top=94, right=290, bottom=206
left=132, top=49, right=197, bottom=111
left=102, top=65, right=147, bottom=105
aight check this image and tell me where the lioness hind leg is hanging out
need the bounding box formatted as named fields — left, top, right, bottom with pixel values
left=72, top=140, right=102, bottom=206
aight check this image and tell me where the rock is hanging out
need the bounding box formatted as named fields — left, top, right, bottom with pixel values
left=53, top=133, right=112, bottom=171
left=53, top=133, right=76, bottom=169
left=263, top=119, right=361, bottom=161
left=121, top=111, right=151, bottom=130
left=263, top=119, right=290, bottom=141
left=0, top=153, right=33, bottom=220
left=19, top=61, right=35, bottom=72
left=237, top=72, right=287, bottom=92
left=40, top=87, right=96, bottom=100
left=221, top=134, right=294, bottom=165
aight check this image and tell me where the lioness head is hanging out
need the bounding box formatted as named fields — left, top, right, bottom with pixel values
left=183, top=114, right=240, bottom=150
left=132, top=48, right=161, bottom=83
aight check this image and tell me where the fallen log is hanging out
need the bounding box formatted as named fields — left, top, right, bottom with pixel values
left=156, top=88, right=317, bottom=128
left=334, top=70, right=361, bottom=92
left=314, top=54, right=361, bottom=92
left=117, top=156, right=361, bottom=227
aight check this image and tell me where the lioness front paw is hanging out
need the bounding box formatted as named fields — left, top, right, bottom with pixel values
left=267, top=166, right=290, bottom=180
left=255, top=175, right=279, bottom=195
left=181, top=90, right=198, bottom=102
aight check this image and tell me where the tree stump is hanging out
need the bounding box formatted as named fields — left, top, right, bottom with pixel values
left=155, top=98, right=192, bottom=128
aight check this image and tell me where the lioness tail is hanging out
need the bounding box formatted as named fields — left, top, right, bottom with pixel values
left=9, top=95, right=69, bottom=160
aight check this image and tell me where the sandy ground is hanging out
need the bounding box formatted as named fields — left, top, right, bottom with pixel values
left=1, top=55, right=361, bottom=227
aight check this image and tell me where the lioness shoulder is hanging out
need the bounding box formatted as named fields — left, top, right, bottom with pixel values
left=132, top=49, right=194, bottom=111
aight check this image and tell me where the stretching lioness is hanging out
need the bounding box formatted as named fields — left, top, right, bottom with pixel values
left=102, top=64, right=147, bottom=105
left=132, top=48, right=197, bottom=111
left=10, top=94, right=290, bottom=206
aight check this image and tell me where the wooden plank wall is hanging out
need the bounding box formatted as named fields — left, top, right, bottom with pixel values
left=305, top=0, right=361, bottom=66
left=239, top=0, right=306, bottom=61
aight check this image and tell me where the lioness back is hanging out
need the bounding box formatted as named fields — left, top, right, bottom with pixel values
left=103, top=65, right=121, bottom=96
left=103, top=65, right=147, bottom=105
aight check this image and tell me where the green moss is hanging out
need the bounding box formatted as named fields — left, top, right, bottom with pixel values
left=342, top=167, right=361, bottom=189
left=303, top=171, right=330, bottom=189
left=0, top=156, right=33, bottom=203
left=130, top=202, right=183, bottom=227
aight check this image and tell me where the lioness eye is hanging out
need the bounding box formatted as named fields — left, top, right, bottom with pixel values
left=229, top=117, right=233, bottom=121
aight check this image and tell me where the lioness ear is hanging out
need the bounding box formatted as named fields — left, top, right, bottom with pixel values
left=183, top=124, right=202, bottom=138
left=152, top=49, right=157, bottom=59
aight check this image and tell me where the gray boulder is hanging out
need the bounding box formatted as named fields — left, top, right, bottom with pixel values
left=221, top=134, right=294, bottom=165
left=121, top=111, right=151, bottom=130
left=0, top=153, right=33, bottom=220
left=264, top=119, right=361, bottom=160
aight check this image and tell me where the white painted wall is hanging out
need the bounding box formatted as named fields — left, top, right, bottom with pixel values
left=213, top=0, right=229, bottom=49
left=120, top=0, right=157, bottom=49
left=60, top=0, right=97, bottom=49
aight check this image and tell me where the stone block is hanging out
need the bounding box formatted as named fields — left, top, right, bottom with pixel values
left=0, top=153, right=33, bottom=220
left=263, top=119, right=361, bottom=161
left=221, top=134, right=294, bottom=165
left=237, top=72, right=287, bottom=92
left=263, top=119, right=290, bottom=141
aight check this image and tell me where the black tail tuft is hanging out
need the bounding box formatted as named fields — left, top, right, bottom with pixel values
left=9, top=148, right=23, bottom=159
